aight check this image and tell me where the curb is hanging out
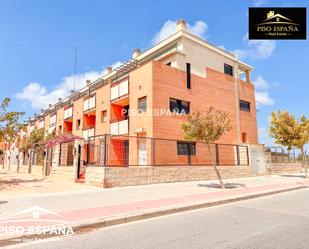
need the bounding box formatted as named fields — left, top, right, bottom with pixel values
left=0, top=185, right=306, bottom=247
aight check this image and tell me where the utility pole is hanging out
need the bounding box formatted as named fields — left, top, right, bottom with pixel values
left=73, top=47, right=78, bottom=92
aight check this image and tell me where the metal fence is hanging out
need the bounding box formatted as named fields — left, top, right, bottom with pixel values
left=84, top=134, right=249, bottom=167
left=266, top=146, right=297, bottom=163
left=266, top=146, right=309, bottom=164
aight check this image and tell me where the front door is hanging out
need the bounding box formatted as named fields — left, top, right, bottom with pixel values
left=138, top=141, right=147, bottom=166
left=77, top=145, right=82, bottom=179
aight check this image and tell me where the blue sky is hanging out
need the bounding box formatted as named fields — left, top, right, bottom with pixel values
left=0, top=0, right=308, bottom=145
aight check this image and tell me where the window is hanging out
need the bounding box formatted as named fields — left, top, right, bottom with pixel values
left=239, top=100, right=251, bottom=112
left=83, top=95, right=96, bottom=112
left=166, top=62, right=171, bottom=66
left=177, top=141, right=196, bottom=155
left=101, top=110, right=107, bottom=123
left=224, top=63, right=233, bottom=76
left=49, top=114, right=56, bottom=125
left=76, top=119, right=81, bottom=130
left=170, top=98, right=190, bottom=114
left=138, top=96, right=147, bottom=113
left=186, top=63, right=191, bottom=89
left=242, top=132, right=247, bottom=143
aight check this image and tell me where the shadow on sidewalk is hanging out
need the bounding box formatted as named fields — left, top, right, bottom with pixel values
left=0, top=178, right=44, bottom=190
left=280, top=174, right=305, bottom=178
left=198, top=182, right=247, bottom=189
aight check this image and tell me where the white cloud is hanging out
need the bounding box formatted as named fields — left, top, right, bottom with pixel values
left=233, top=33, right=276, bottom=60
left=15, top=61, right=123, bottom=110
left=253, top=0, right=267, bottom=7
left=254, top=75, right=269, bottom=90
left=151, top=20, right=208, bottom=45
left=253, top=75, right=278, bottom=107
left=255, top=91, right=275, bottom=106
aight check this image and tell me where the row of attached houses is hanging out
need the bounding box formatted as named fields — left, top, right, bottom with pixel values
left=3, top=20, right=264, bottom=187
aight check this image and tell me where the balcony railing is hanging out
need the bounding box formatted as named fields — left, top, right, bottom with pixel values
left=82, top=128, right=95, bottom=140
left=64, top=107, right=73, bottom=119
left=83, top=124, right=95, bottom=130
left=110, top=118, right=129, bottom=135
left=83, top=96, right=96, bottom=112
left=110, top=80, right=129, bottom=101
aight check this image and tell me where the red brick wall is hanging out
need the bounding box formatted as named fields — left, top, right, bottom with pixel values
left=238, top=79, right=258, bottom=144
left=152, top=61, right=258, bottom=144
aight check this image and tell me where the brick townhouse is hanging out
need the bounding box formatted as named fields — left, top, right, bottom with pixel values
left=6, top=19, right=261, bottom=186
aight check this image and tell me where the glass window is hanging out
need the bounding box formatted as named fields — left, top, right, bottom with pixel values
left=186, top=63, right=191, bottom=89
left=224, top=63, right=233, bottom=76
left=76, top=119, right=81, bottom=130
left=138, top=96, right=147, bottom=113
left=170, top=98, right=190, bottom=114
left=177, top=141, right=196, bottom=155
left=239, top=100, right=251, bottom=112
left=101, top=110, right=107, bottom=123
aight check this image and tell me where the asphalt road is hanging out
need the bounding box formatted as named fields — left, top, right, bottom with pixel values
left=9, top=188, right=309, bottom=249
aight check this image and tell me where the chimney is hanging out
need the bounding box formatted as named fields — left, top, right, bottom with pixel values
left=58, top=98, right=62, bottom=102
left=132, top=48, right=141, bottom=59
left=70, top=90, right=75, bottom=94
left=176, top=19, right=187, bottom=32
left=86, top=79, right=91, bottom=85
left=41, top=109, right=44, bottom=112
left=34, top=113, right=37, bottom=117
left=49, top=104, right=52, bottom=108
left=105, top=66, right=113, bottom=75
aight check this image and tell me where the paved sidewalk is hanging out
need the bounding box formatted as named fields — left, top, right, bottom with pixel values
left=0, top=172, right=308, bottom=242
left=0, top=171, right=99, bottom=198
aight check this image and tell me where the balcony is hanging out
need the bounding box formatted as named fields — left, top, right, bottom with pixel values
left=83, top=96, right=96, bottom=113
left=49, top=114, right=56, bottom=126
left=46, top=125, right=56, bottom=134
left=110, top=80, right=129, bottom=103
left=110, top=118, right=129, bottom=135
left=38, top=120, right=44, bottom=129
left=64, top=107, right=73, bottom=120
left=82, top=128, right=95, bottom=140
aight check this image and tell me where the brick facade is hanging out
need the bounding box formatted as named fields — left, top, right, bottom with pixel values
left=7, top=20, right=263, bottom=187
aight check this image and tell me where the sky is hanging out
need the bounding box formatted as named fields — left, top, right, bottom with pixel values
left=0, top=0, right=308, bottom=146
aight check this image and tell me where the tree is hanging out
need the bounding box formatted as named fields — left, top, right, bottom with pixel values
left=0, top=98, right=24, bottom=143
left=292, top=115, right=309, bottom=177
left=21, top=128, right=45, bottom=150
left=0, top=98, right=24, bottom=167
left=20, top=128, right=46, bottom=166
left=181, top=107, right=231, bottom=188
left=269, top=111, right=297, bottom=151
left=269, top=111, right=309, bottom=177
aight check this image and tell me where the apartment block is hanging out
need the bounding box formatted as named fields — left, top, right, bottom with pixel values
left=13, top=19, right=259, bottom=182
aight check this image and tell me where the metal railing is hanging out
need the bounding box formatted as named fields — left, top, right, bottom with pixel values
left=266, top=146, right=309, bottom=164
left=266, top=146, right=297, bottom=163
left=84, top=134, right=249, bottom=167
